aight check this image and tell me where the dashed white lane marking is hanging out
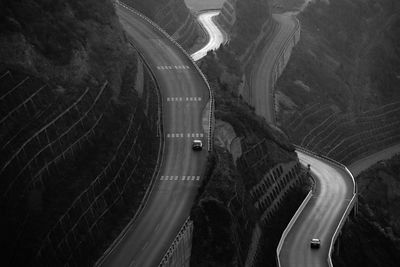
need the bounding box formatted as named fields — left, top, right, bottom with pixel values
left=157, top=65, right=190, bottom=70
left=166, top=96, right=202, bottom=102
left=160, top=175, right=201, bottom=181
left=166, top=133, right=204, bottom=138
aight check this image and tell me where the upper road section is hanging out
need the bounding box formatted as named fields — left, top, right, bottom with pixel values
left=250, top=13, right=298, bottom=124
left=191, top=11, right=226, bottom=61
left=279, top=151, right=355, bottom=267
left=97, top=2, right=211, bottom=266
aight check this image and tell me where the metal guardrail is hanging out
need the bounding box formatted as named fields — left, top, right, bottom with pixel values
left=117, top=0, right=214, bottom=152
left=277, top=146, right=357, bottom=267
left=158, top=217, right=192, bottom=266
left=96, top=2, right=214, bottom=265
left=292, top=145, right=357, bottom=267
left=270, top=15, right=300, bottom=124
left=276, top=190, right=313, bottom=267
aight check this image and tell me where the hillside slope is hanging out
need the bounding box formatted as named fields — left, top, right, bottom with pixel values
left=0, top=0, right=130, bottom=95
left=191, top=53, right=310, bottom=266
left=333, top=154, right=400, bottom=267
left=276, top=0, right=400, bottom=164
left=0, top=0, right=159, bottom=265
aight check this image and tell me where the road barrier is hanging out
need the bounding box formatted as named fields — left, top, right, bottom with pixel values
left=276, top=189, right=313, bottom=267
left=270, top=15, right=300, bottom=124
left=159, top=217, right=193, bottom=267
left=117, top=0, right=214, bottom=152
left=278, top=145, right=358, bottom=267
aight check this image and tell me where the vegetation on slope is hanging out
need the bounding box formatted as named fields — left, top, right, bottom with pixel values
left=0, top=0, right=131, bottom=95
left=229, top=0, right=273, bottom=55
left=333, top=154, right=400, bottom=267
left=190, top=52, right=306, bottom=266
left=0, top=0, right=160, bottom=265
left=275, top=0, right=400, bottom=162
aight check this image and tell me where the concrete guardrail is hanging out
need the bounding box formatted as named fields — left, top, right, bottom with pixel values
left=117, top=0, right=214, bottom=152
left=275, top=145, right=357, bottom=267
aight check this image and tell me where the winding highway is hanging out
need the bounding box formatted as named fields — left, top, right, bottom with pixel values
left=191, top=11, right=226, bottom=61
left=187, top=4, right=397, bottom=267
left=243, top=7, right=357, bottom=267
left=96, top=2, right=365, bottom=267
left=96, top=2, right=210, bottom=266
left=279, top=151, right=354, bottom=267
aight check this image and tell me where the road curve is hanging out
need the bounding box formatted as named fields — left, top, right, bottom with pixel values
left=191, top=11, right=226, bottom=61
left=279, top=151, right=354, bottom=267
left=97, top=3, right=210, bottom=267
left=250, top=13, right=297, bottom=123
left=348, top=144, right=400, bottom=176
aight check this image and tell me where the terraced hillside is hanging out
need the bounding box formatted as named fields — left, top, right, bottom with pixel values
left=0, top=61, right=159, bottom=266
left=0, top=0, right=161, bottom=265
left=282, top=102, right=400, bottom=165
left=276, top=0, right=400, bottom=164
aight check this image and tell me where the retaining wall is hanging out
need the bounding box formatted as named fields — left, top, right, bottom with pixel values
left=276, top=146, right=358, bottom=267
left=159, top=218, right=194, bottom=267
left=236, top=139, right=308, bottom=266
left=30, top=59, right=160, bottom=266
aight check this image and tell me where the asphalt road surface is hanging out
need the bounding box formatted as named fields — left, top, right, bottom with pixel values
left=349, top=143, right=400, bottom=176
left=97, top=3, right=210, bottom=267
left=191, top=11, right=225, bottom=61
left=279, top=151, right=354, bottom=267
left=250, top=13, right=296, bottom=123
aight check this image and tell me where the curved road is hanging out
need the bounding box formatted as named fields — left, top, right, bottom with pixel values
left=279, top=151, right=354, bottom=267
left=349, top=144, right=400, bottom=176
left=250, top=13, right=297, bottom=123
left=97, top=3, right=210, bottom=266
left=191, top=11, right=226, bottom=61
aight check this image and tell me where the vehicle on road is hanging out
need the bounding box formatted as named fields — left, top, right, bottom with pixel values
left=192, top=140, right=203, bottom=151
left=310, top=238, right=321, bottom=249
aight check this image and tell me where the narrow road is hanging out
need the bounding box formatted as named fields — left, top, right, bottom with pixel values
left=250, top=13, right=297, bottom=123
left=191, top=11, right=226, bottom=61
left=97, top=3, right=210, bottom=266
left=348, top=144, right=400, bottom=176
left=279, top=151, right=354, bottom=267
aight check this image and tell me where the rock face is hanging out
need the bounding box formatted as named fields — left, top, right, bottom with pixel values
left=0, top=1, right=160, bottom=265
left=276, top=0, right=400, bottom=164
left=333, top=154, right=400, bottom=267
left=121, top=0, right=201, bottom=49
